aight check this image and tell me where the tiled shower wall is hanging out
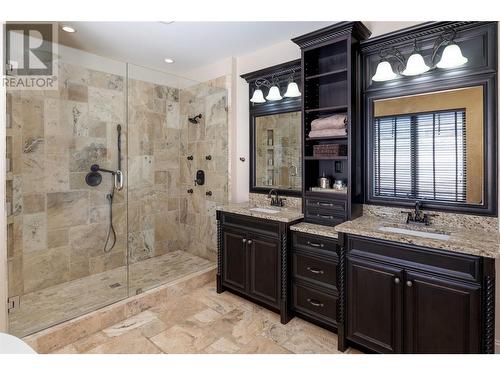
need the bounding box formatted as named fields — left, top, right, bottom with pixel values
left=6, top=62, right=128, bottom=298
left=178, top=77, right=229, bottom=261
left=6, top=61, right=229, bottom=301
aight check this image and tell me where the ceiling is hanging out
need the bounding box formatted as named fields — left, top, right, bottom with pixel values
left=57, top=21, right=334, bottom=75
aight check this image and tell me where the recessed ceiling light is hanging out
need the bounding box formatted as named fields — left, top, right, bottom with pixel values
left=62, top=25, right=76, bottom=33
left=164, top=58, right=175, bottom=64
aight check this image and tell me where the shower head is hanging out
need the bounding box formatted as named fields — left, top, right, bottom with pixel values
left=188, top=114, right=202, bottom=124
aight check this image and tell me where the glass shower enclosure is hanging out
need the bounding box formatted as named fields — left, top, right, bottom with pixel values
left=5, top=42, right=228, bottom=337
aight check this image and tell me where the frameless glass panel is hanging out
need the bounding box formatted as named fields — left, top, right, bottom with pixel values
left=6, top=42, right=128, bottom=336
left=126, top=64, right=228, bottom=295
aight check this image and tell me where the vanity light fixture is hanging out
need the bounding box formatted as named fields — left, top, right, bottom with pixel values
left=371, top=30, right=468, bottom=82
left=266, top=85, right=283, bottom=101
left=284, top=69, right=301, bottom=98
left=436, top=43, right=468, bottom=68
left=372, top=60, right=398, bottom=82
left=250, top=88, right=266, bottom=103
left=61, top=25, right=76, bottom=33
left=401, top=41, right=430, bottom=76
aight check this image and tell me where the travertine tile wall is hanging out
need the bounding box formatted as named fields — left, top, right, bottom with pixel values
left=6, top=62, right=229, bottom=302
left=6, top=62, right=128, bottom=298
left=178, top=77, right=229, bottom=261
left=127, top=78, right=182, bottom=271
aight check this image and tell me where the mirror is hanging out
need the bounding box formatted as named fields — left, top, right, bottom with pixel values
left=371, top=86, right=484, bottom=206
left=254, top=111, right=302, bottom=191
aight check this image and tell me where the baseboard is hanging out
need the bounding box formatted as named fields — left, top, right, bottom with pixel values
left=495, top=339, right=500, bottom=354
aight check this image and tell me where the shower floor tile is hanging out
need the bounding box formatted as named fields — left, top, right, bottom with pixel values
left=9, top=251, right=214, bottom=338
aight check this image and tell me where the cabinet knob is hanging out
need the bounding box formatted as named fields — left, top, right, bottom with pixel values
left=242, top=239, right=247, bottom=243
left=394, top=277, right=400, bottom=284
left=406, top=280, right=413, bottom=287
left=247, top=240, right=253, bottom=245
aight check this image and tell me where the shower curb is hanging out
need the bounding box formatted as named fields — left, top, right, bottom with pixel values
left=22, top=265, right=216, bottom=354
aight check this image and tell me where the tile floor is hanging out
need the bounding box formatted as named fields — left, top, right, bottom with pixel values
left=10, top=251, right=214, bottom=337
left=49, top=281, right=363, bottom=354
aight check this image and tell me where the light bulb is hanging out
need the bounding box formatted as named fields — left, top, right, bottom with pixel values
left=283, top=82, right=301, bottom=97
left=372, top=61, right=398, bottom=82
left=402, top=53, right=430, bottom=76
left=250, top=88, right=266, bottom=103
left=436, top=43, right=468, bottom=69
left=266, top=85, right=282, bottom=101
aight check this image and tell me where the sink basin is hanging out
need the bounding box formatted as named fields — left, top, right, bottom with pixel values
left=378, top=226, right=450, bottom=241
left=249, top=207, right=282, bottom=214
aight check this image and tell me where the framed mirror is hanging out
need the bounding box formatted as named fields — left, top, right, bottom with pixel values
left=365, top=77, right=497, bottom=215
left=242, top=59, right=303, bottom=197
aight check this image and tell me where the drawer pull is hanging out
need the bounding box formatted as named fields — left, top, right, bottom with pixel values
left=307, top=267, right=324, bottom=275
left=316, top=214, right=333, bottom=219
left=307, top=298, right=324, bottom=307
left=316, top=202, right=333, bottom=207
left=307, top=241, right=324, bottom=248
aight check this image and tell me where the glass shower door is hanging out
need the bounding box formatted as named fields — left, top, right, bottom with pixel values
left=6, top=44, right=129, bottom=337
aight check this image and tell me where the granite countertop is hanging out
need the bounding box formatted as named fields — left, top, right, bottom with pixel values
left=334, top=215, right=500, bottom=259
left=217, top=203, right=303, bottom=223
left=290, top=222, right=338, bottom=239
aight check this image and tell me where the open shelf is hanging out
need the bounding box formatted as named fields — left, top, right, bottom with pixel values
left=305, top=68, right=348, bottom=81
left=306, top=135, right=348, bottom=141
left=305, top=105, right=348, bottom=114
left=304, top=155, right=348, bottom=161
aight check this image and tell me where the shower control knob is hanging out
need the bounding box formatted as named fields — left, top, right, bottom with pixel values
left=187, top=155, right=193, bottom=160
left=187, top=189, right=193, bottom=194
left=205, top=155, right=212, bottom=160
left=206, top=191, right=212, bottom=196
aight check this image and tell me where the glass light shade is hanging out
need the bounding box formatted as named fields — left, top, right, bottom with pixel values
left=266, top=85, right=282, bottom=101
left=250, top=88, right=266, bottom=103
left=436, top=43, right=468, bottom=69
left=283, top=81, right=301, bottom=97
left=401, top=53, right=430, bottom=76
left=372, top=61, right=398, bottom=82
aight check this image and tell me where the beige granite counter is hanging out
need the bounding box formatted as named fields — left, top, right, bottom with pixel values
left=334, top=215, right=500, bottom=258
left=290, top=222, right=338, bottom=239
left=217, top=203, right=303, bottom=223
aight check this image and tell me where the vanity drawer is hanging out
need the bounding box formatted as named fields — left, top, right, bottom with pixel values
left=292, top=232, right=338, bottom=253
left=306, top=197, right=347, bottom=215
left=293, top=252, right=338, bottom=290
left=218, top=211, right=280, bottom=239
left=305, top=206, right=346, bottom=226
left=293, top=281, right=337, bottom=325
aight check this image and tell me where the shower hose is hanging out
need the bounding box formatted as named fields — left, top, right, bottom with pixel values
left=103, top=185, right=117, bottom=253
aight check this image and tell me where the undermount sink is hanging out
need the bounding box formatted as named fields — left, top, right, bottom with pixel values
left=378, top=226, right=450, bottom=241
left=249, top=207, right=282, bottom=214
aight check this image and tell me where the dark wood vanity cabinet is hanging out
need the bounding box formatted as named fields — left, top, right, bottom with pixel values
left=216, top=210, right=301, bottom=323
left=338, top=234, right=495, bottom=354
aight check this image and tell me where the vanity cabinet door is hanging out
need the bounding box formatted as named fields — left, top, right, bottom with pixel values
left=347, top=256, right=404, bottom=353
left=404, top=271, right=481, bottom=354
left=248, top=234, right=280, bottom=308
left=222, top=228, right=248, bottom=293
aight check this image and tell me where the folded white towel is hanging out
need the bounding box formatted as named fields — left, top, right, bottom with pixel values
left=311, top=114, right=347, bottom=130
left=308, top=128, right=347, bottom=138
